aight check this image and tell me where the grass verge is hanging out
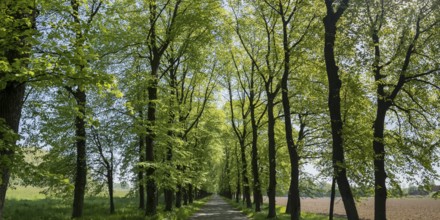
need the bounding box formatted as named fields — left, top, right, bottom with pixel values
left=4, top=191, right=211, bottom=220
left=224, top=198, right=346, bottom=220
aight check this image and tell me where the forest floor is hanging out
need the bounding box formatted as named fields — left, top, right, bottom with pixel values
left=189, top=195, right=249, bottom=220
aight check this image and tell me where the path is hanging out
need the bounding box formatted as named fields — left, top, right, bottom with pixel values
left=189, top=195, right=249, bottom=220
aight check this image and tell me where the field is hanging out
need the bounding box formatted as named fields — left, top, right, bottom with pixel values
left=271, top=197, right=440, bottom=220
left=3, top=186, right=207, bottom=220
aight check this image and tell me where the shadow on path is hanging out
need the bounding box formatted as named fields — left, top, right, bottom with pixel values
left=189, top=195, right=249, bottom=220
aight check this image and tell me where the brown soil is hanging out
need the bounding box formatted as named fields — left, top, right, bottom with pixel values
left=269, top=197, right=440, bottom=220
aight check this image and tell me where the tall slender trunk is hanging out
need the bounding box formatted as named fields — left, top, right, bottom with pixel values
left=144, top=0, right=178, bottom=213
left=72, top=89, right=87, bottom=218
left=323, top=1, right=359, bottom=219
left=280, top=15, right=300, bottom=220
left=266, top=94, right=277, bottom=218
left=138, top=133, right=145, bottom=209
left=235, top=143, right=241, bottom=203
left=371, top=27, right=389, bottom=220
left=145, top=74, right=157, bottom=215
left=250, top=112, right=262, bottom=211
left=240, top=140, right=252, bottom=208
left=329, top=177, right=336, bottom=220
left=176, top=185, right=182, bottom=208
left=108, top=171, right=115, bottom=214
left=188, top=184, right=193, bottom=204
left=164, top=137, right=173, bottom=211
left=373, top=106, right=387, bottom=220
left=165, top=63, right=177, bottom=211
left=249, top=86, right=262, bottom=211
left=145, top=4, right=158, bottom=214
left=183, top=186, right=188, bottom=205
left=224, top=148, right=233, bottom=199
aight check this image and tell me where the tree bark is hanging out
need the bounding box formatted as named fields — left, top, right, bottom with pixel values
left=145, top=0, right=159, bottom=215
left=280, top=13, right=301, bottom=219
left=138, top=134, right=145, bottom=209
left=223, top=148, right=233, bottom=199
left=165, top=61, right=177, bottom=211
left=188, top=184, right=193, bottom=204
left=0, top=81, right=25, bottom=220
left=176, top=185, right=182, bottom=208
left=145, top=76, right=157, bottom=215
left=373, top=105, right=387, bottom=220
left=108, top=171, right=115, bottom=214
left=250, top=113, right=262, bottom=211
left=239, top=140, right=252, bottom=208
left=266, top=94, right=277, bottom=218
left=323, top=1, right=359, bottom=219
left=183, top=186, right=188, bottom=205
left=235, top=143, right=241, bottom=203
left=164, top=136, right=173, bottom=211
left=249, top=90, right=262, bottom=211
left=72, top=89, right=87, bottom=219
left=329, top=177, right=336, bottom=220
left=371, top=28, right=388, bottom=220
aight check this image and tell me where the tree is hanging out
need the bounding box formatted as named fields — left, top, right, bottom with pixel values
left=322, top=0, right=360, bottom=219
left=88, top=91, right=128, bottom=214
left=0, top=0, right=36, bottom=218
left=226, top=67, right=252, bottom=208
left=232, top=1, right=282, bottom=216
left=357, top=1, right=440, bottom=219
left=261, top=1, right=317, bottom=219
left=229, top=48, right=267, bottom=211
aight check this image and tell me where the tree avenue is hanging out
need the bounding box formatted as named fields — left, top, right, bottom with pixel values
left=0, top=0, right=439, bottom=220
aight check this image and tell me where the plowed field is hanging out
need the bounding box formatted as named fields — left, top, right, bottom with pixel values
left=270, top=197, right=440, bottom=220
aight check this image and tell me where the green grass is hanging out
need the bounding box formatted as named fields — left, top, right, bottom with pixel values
left=225, top=198, right=346, bottom=220
left=4, top=186, right=210, bottom=220
left=6, top=186, right=46, bottom=200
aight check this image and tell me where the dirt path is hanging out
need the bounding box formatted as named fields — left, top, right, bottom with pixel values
left=189, top=195, right=249, bottom=220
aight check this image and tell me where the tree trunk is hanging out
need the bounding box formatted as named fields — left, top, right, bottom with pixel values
left=138, top=134, right=145, bottom=209
left=164, top=188, right=173, bottom=211
left=183, top=186, right=188, bottom=205
left=323, top=1, right=359, bottom=219
left=176, top=185, right=182, bottom=208
left=164, top=138, right=173, bottom=211
left=371, top=28, right=389, bottom=220
left=280, top=17, right=301, bottom=219
left=188, top=184, right=194, bottom=204
left=266, top=94, right=277, bottom=219
left=165, top=57, right=178, bottom=211
left=0, top=81, right=26, bottom=220
left=145, top=72, right=158, bottom=215
left=72, top=90, right=87, bottom=219
left=250, top=105, right=262, bottom=212
left=286, top=184, right=292, bottom=214
left=235, top=144, right=241, bottom=203
left=235, top=177, right=241, bottom=203
left=373, top=93, right=389, bottom=220
left=108, top=172, right=115, bottom=214
left=329, top=177, right=336, bottom=220
left=224, top=148, right=233, bottom=199
left=239, top=140, right=252, bottom=208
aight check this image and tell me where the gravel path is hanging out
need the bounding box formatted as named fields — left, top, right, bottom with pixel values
left=189, top=195, right=249, bottom=220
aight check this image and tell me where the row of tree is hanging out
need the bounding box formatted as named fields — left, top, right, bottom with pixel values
left=218, top=1, right=439, bottom=220
left=1, top=0, right=439, bottom=220
left=1, top=0, right=224, bottom=219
